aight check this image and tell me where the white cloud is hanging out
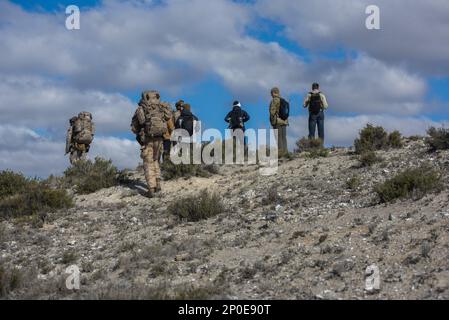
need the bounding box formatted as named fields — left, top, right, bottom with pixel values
left=0, top=0, right=306, bottom=97
left=315, top=55, right=427, bottom=115
left=256, top=0, right=449, bottom=75
left=0, top=74, right=135, bottom=135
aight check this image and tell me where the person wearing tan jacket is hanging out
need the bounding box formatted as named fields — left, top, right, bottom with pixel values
left=303, top=83, right=329, bottom=142
left=162, top=102, right=175, bottom=162
left=269, top=87, right=288, bottom=157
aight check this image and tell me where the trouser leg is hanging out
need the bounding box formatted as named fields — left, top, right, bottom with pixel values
left=308, top=114, right=317, bottom=139
left=317, top=111, right=325, bottom=142
left=281, top=126, right=288, bottom=155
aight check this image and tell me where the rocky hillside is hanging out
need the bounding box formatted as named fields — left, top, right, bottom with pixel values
left=1, top=138, right=449, bottom=300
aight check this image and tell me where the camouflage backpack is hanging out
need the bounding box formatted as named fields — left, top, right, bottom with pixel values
left=73, top=111, right=95, bottom=145
left=133, top=91, right=169, bottom=139
left=142, top=104, right=169, bottom=138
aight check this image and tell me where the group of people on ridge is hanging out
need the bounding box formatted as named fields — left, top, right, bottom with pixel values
left=65, top=83, right=329, bottom=197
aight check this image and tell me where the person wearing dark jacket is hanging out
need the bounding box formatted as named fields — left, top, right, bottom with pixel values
left=225, top=101, right=250, bottom=158
left=175, top=103, right=198, bottom=137
left=224, top=101, right=250, bottom=132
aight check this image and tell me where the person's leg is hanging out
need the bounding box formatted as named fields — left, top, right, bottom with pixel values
left=141, top=142, right=157, bottom=193
left=281, top=125, right=288, bottom=156
left=317, top=111, right=325, bottom=142
left=162, top=139, right=171, bottom=162
left=308, top=113, right=317, bottom=139
left=80, top=150, right=87, bottom=162
left=69, top=150, right=77, bottom=165
left=153, top=139, right=163, bottom=191
left=273, top=125, right=281, bottom=156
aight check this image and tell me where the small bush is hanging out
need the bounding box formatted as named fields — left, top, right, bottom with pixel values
left=354, top=124, right=389, bottom=154
left=359, top=150, right=382, bottom=167
left=62, top=250, right=78, bottom=265
left=161, top=161, right=218, bottom=181
left=295, top=137, right=323, bottom=152
left=408, top=135, right=423, bottom=141
left=346, top=175, right=361, bottom=190
left=63, top=157, right=119, bottom=194
left=425, top=127, right=449, bottom=151
left=168, top=191, right=225, bottom=222
left=261, top=187, right=281, bottom=205
left=308, top=148, right=329, bottom=159
left=388, top=130, right=403, bottom=148
left=0, top=171, right=29, bottom=199
left=0, top=263, right=23, bottom=297
left=0, top=171, right=73, bottom=220
left=295, top=137, right=328, bottom=158
left=375, top=165, right=441, bottom=203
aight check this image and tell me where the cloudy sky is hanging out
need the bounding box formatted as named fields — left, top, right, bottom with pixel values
left=1, top=0, right=448, bottom=177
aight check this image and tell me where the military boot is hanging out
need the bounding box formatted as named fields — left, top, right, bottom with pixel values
left=146, top=188, right=156, bottom=198
left=156, top=179, right=162, bottom=192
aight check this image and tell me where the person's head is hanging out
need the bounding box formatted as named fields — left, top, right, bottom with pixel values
left=69, top=116, right=77, bottom=125
left=312, top=83, right=320, bottom=91
left=183, top=103, right=191, bottom=112
left=175, top=100, right=184, bottom=111
left=271, top=87, right=280, bottom=97
left=233, top=100, right=241, bottom=108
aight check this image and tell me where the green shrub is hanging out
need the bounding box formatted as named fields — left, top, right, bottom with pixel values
left=161, top=161, right=218, bottom=181
left=0, top=264, right=22, bottom=297
left=354, top=124, right=389, bottom=154
left=0, top=171, right=29, bottom=199
left=295, top=137, right=323, bottom=152
left=308, top=148, right=330, bottom=159
left=62, top=250, right=78, bottom=265
left=408, top=135, right=423, bottom=141
left=346, top=175, right=361, bottom=190
left=388, top=130, right=403, bottom=148
left=375, top=165, right=441, bottom=203
left=261, top=186, right=281, bottom=205
left=0, top=171, right=73, bottom=220
left=359, top=150, right=382, bottom=167
left=63, top=157, right=119, bottom=194
left=168, top=191, right=225, bottom=222
left=295, top=137, right=328, bottom=158
left=425, top=127, right=449, bottom=151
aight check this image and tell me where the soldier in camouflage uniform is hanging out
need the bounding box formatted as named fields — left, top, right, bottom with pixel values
left=66, top=116, right=88, bottom=164
left=132, top=90, right=172, bottom=198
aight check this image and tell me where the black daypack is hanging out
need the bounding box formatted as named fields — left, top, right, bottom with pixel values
left=229, top=108, right=244, bottom=129
left=309, top=92, right=323, bottom=115
left=176, top=114, right=194, bottom=136
left=279, top=98, right=290, bottom=121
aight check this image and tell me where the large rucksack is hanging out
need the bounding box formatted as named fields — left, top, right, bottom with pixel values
left=309, top=92, right=323, bottom=115
left=229, top=108, right=244, bottom=129
left=142, top=104, right=168, bottom=138
left=279, top=98, right=290, bottom=121
left=73, top=112, right=94, bottom=145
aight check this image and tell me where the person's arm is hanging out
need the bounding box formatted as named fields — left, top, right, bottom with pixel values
left=224, top=112, right=231, bottom=123
left=303, top=93, right=311, bottom=108
left=321, top=93, right=329, bottom=109
left=269, top=98, right=280, bottom=126
left=243, top=110, right=250, bottom=122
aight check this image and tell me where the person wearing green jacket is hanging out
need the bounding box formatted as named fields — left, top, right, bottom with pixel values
left=269, top=87, right=288, bottom=157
